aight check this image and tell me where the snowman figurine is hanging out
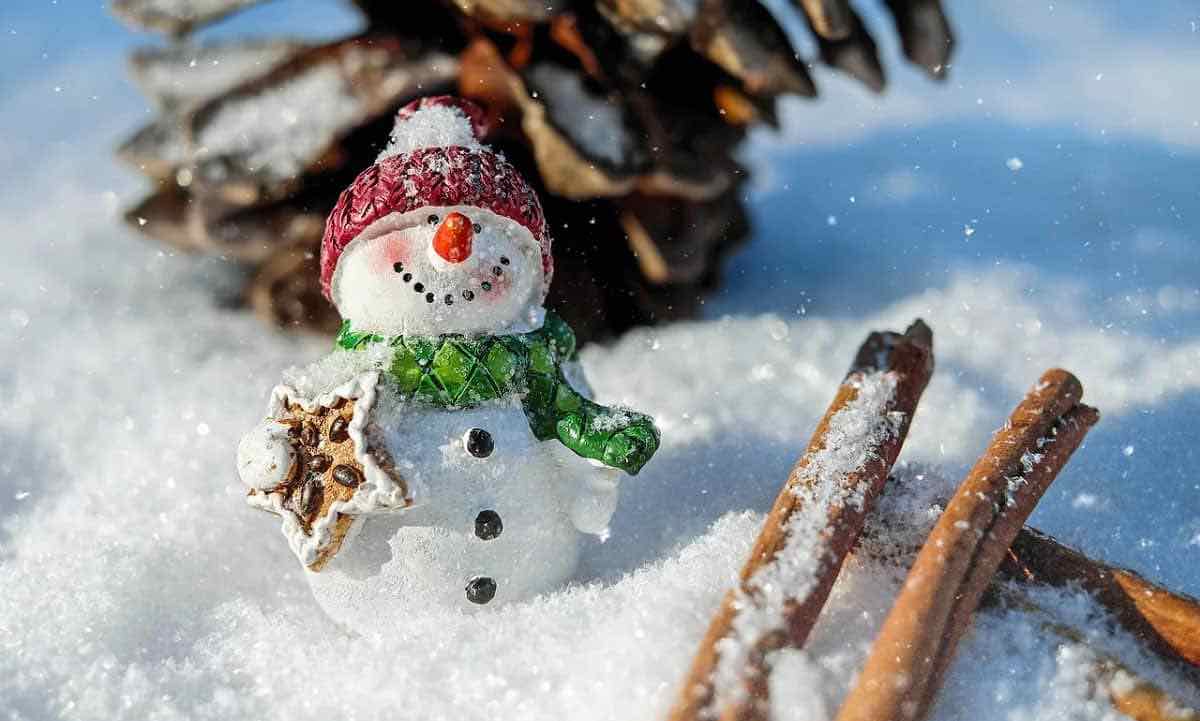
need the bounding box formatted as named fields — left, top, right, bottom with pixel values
left=236, top=96, right=659, bottom=629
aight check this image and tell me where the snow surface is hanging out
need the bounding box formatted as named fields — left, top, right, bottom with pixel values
left=4, top=1, right=1200, bottom=719
left=3, top=188, right=1198, bottom=718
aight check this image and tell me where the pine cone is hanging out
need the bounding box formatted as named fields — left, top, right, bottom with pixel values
left=112, top=0, right=953, bottom=341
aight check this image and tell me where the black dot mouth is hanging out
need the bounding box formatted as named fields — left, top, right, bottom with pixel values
left=394, top=263, right=498, bottom=308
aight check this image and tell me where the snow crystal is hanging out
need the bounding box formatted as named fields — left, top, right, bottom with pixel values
left=1006, top=156, right=1025, bottom=171
left=589, top=407, right=634, bottom=432
left=132, top=41, right=302, bottom=111
left=279, top=341, right=393, bottom=400
left=376, top=104, right=482, bottom=162
left=712, top=371, right=900, bottom=708
left=527, top=63, right=631, bottom=166
left=196, top=64, right=361, bottom=182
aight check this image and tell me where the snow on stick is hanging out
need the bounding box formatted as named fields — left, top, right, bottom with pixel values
left=1003, top=526, right=1200, bottom=675
left=835, top=369, right=1099, bottom=721
left=666, top=320, right=935, bottom=721
left=989, top=584, right=1199, bottom=721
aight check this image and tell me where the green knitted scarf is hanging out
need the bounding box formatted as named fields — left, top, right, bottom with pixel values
left=335, top=311, right=659, bottom=475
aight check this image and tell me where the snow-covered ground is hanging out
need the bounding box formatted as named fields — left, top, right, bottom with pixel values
left=1, top=1, right=1199, bottom=720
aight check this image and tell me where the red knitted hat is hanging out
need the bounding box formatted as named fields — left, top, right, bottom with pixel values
left=320, top=96, right=552, bottom=302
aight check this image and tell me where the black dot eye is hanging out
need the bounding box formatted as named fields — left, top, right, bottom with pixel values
left=465, top=428, right=493, bottom=458
left=402, top=273, right=412, bottom=282
left=465, top=576, right=496, bottom=605
left=393, top=261, right=404, bottom=273
left=481, top=281, right=492, bottom=292
left=444, top=294, right=454, bottom=305
left=427, top=214, right=439, bottom=225
left=492, top=266, right=503, bottom=276
left=499, top=256, right=510, bottom=265
left=425, top=292, right=435, bottom=303
left=474, top=510, right=502, bottom=540
left=472, top=222, right=482, bottom=234
left=462, top=289, right=474, bottom=301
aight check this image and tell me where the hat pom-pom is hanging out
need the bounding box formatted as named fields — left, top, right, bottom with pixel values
left=376, top=96, right=489, bottom=162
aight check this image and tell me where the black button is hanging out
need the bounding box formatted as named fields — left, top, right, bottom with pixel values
left=474, top=510, right=503, bottom=540
left=465, top=428, right=494, bottom=458
left=465, top=576, right=497, bottom=605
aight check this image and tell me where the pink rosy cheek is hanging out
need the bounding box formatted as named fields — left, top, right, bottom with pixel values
left=477, top=268, right=516, bottom=301
left=370, top=233, right=412, bottom=274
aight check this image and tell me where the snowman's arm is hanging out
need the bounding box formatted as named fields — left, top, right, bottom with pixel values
left=523, top=371, right=660, bottom=475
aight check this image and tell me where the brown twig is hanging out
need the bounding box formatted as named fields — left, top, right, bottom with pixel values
left=835, top=369, right=1099, bottom=721
left=989, top=584, right=1198, bottom=721
left=1098, top=659, right=1198, bottom=721
left=1003, top=527, right=1200, bottom=675
left=666, top=320, right=934, bottom=721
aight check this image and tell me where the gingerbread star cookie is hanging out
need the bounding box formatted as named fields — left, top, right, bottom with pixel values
left=239, top=371, right=414, bottom=571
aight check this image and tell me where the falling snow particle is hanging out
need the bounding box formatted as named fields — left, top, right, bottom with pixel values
left=827, top=215, right=838, bottom=226
left=1006, top=157, right=1024, bottom=172
left=9, top=309, right=30, bottom=328
left=1123, top=445, right=1135, bottom=457
left=964, top=225, right=975, bottom=237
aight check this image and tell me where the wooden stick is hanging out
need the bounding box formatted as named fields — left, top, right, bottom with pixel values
left=1003, top=527, right=1200, bottom=674
left=835, top=369, right=1098, bottom=721
left=989, top=585, right=1198, bottom=721
left=1097, top=658, right=1199, bottom=721
left=666, top=320, right=934, bottom=721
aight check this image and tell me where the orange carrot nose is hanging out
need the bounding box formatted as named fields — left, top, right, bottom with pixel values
left=433, top=212, right=473, bottom=263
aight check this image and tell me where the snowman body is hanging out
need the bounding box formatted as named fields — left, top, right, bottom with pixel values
left=307, top=397, right=584, bottom=622
left=237, top=96, right=656, bottom=627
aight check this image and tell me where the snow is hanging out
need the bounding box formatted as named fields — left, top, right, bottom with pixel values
left=195, top=63, right=360, bottom=182
left=713, top=371, right=900, bottom=708
left=131, top=40, right=304, bottom=111
left=376, top=103, right=482, bottom=162
left=4, top=2, right=1200, bottom=719
left=4, top=186, right=1198, bottom=717
left=526, top=63, right=632, bottom=166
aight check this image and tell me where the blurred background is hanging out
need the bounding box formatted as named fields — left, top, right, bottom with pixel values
left=1, top=2, right=1199, bottom=716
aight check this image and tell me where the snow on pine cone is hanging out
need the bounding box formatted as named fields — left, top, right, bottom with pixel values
left=113, top=0, right=953, bottom=342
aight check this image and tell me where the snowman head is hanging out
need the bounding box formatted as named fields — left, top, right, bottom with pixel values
left=321, top=97, right=553, bottom=337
